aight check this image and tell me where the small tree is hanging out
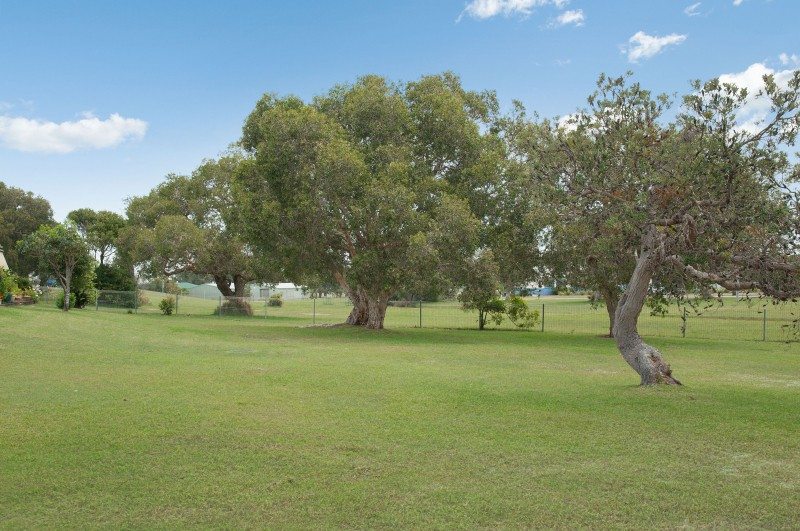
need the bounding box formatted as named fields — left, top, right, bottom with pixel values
left=19, top=224, right=93, bottom=311
left=458, top=250, right=507, bottom=330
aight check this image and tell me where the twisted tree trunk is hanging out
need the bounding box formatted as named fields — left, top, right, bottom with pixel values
left=342, top=284, right=369, bottom=326
left=213, top=275, right=235, bottom=297
left=599, top=285, right=619, bottom=338
left=233, top=275, right=247, bottom=297
left=364, top=293, right=389, bottom=330
left=613, top=242, right=681, bottom=385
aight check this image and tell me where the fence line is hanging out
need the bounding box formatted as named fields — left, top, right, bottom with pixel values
left=34, top=288, right=800, bottom=343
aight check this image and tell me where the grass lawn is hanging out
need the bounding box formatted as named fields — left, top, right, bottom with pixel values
left=1, top=304, right=799, bottom=528
left=124, top=290, right=800, bottom=342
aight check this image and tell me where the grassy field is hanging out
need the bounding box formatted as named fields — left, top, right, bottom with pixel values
left=1, top=304, right=799, bottom=528
left=114, top=290, right=800, bottom=342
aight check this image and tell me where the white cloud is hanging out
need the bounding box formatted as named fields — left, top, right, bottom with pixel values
left=779, top=52, right=800, bottom=67
left=733, top=0, right=744, bottom=5
left=624, top=31, right=687, bottom=63
left=717, top=62, right=797, bottom=133
left=551, top=9, right=584, bottom=27
left=684, top=2, right=701, bottom=16
left=0, top=113, right=147, bottom=154
left=460, top=0, right=568, bottom=20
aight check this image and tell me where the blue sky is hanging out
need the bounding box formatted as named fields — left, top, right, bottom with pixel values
left=1, top=0, right=798, bottom=220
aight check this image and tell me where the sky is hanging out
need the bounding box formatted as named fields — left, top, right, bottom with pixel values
left=1, top=0, right=798, bottom=220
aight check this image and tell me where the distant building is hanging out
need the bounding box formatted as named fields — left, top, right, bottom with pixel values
left=250, top=282, right=306, bottom=301
left=0, top=246, right=7, bottom=270
left=186, top=282, right=223, bottom=299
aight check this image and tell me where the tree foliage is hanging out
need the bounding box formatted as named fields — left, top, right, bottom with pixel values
left=238, top=73, right=496, bottom=329
left=514, top=71, right=800, bottom=384
left=0, top=182, right=54, bottom=275
left=124, top=155, right=278, bottom=296
left=18, top=223, right=94, bottom=311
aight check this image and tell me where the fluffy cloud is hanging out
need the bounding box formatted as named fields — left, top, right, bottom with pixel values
left=683, top=2, right=701, bottom=16
left=779, top=52, right=800, bottom=67
left=0, top=113, right=147, bottom=154
left=461, top=0, right=568, bottom=20
left=733, top=0, right=744, bottom=5
left=717, top=62, right=797, bottom=133
left=624, top=31, right=686, bottom=63
left=551, top=9, right=584, bottom=27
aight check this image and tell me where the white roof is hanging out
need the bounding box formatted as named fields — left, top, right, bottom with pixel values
left=0, top=249, right=8, bottom=270
left=275, top=282, right=300, bottom=290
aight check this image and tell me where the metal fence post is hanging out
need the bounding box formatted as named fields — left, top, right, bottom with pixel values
left=419, top=300, right=422, bottom=328
left=541, top=303, right=545, bottom=332
left=134, top=289, right=139, bottom=314
left=264, top=298, right=268, bottom=319
left=218, top=296, right=222, bottom=318
left=96, top=289, right=99, bottom=311
left=175, top=292, right=179, bottom=316
left=682, top=307, right=687, bottom=338
left=313, top=297, right=316, bottom=325
left=763, top=308, right=767, bottom=341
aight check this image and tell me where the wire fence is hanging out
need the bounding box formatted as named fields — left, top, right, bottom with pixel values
left=35, top=288, right=800, bottom=343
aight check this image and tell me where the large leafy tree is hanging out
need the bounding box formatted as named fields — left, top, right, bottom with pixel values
left=518, top=72, right=800, bottom=385
left=238, top=74, right=494, bottom=329
left=0, top=182, right=54, bottom=275
left=18, top=223, right=93, bottom=311
left=124, top=155, right=277, bottom=297
left=67, top=208, right=127, bottom=266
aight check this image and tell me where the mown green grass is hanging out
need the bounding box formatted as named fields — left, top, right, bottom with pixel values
left=1, top=304, right=798, bottom=528
left=129, top=291, right=799, bottom=342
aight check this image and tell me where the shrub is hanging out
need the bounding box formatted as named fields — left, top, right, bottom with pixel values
left=138, top=292, right=150, bottom=307
left=0, top=268, right=19, bottom=302
left=220, top=298, right=253, bottom=316
left=506, top=296, right=539, bottom=329
left=55, top=291, right=77, bottom=310
left=267, top=294, right=283, bottom=307
left=159, top=297, right=175, bottom=315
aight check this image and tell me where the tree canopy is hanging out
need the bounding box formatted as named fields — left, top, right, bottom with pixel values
left=124, top=154, right=278, bottom=297
left=0, top=182, right=54, bottom=275
left=237, top=73, right=502, bottom=328
left=513, top=71, right=800, bottom=384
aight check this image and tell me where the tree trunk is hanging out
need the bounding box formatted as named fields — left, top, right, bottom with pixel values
left=613, top=241, right=681, bottom=385
left=233, top=275, right=247, bottom=297
left=345, top=287, right=370, bottom=326
left=213, top=275, right=235, bottom=297
left=599, top=286, right=619, bottom=338
left=478, top=309, right=486, bottom=330
left=364, top=293, right=389, bottom=330
left=63, top=268, right=72, bottom=312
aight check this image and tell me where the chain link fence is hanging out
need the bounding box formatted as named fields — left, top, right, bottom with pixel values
left=35, top=288, right=800, bottom=342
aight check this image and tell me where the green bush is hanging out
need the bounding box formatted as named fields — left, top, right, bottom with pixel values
left=506, top=296, right=539, bottom=329
left=55, top=291, right=77, bottom=310
left=0, top=268, right=19, bottom=301
left=159, top=298, right=175, bottom=315
left=220, top=298, right=253, bottom=316
left=267, top=294, right=283, bottom=307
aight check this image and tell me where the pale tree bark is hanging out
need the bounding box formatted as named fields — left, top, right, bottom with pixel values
left=613, top=235, right=681, bottom=386
left=213, top=275, right=235, bottom=297
left=63, top=270, right=71, bottom=312
left=346, top=287, right=370, bottom=326
left=234, top=275, right=247, bottom=297
left=599, top=285, right=618, bottom=338
left=364, top=293, right=389, bottom=330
